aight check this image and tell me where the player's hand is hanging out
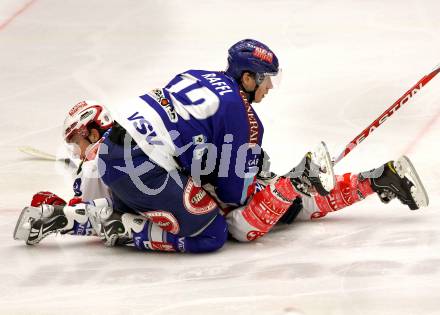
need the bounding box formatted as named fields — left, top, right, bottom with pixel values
left=31, top=191, right=66, bottom=207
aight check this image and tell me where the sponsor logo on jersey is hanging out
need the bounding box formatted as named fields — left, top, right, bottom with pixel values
left=239, top=90, right=260, bottom=147
left=150, top=89, right=178, bottom=122
left=183, top=178, right=217, bottom=215
left=142, top=210, right=180, bottom=234
left=247, top=156, right=259, bottom=167
left=252, top=47, right=274, bottom=64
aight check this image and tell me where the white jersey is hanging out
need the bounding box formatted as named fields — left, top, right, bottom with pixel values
left=72, top=141, right=111, bottom=202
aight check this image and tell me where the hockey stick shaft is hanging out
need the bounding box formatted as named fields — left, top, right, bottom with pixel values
left=18, top=146, right=77, bottom=167
left=333, top=63, right=440, bottom=165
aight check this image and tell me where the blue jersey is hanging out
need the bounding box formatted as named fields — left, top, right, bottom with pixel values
left=114, top=70, right=264, bottom=206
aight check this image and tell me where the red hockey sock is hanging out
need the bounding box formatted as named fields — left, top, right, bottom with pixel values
left=311, top=173, right=374, bottom=219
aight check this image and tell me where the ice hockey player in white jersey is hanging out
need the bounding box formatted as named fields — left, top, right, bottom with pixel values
left=16, top=102, right=229, bottom=253
left=27, top=100, right=113, bottom=236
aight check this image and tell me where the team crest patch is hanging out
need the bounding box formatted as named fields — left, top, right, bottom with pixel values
left=143, top=210, right=180, bottom=234
left=183, top=178, right=217, bottom=215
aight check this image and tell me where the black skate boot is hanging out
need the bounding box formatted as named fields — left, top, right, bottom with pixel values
left=14, top=205, right=68, bottom=245
left=99, top=209, right=132, bottom=247
left=84, top=203, right=133, bottom=247
left=285, top=141, right=335, bottom=196
left=359, top=156, right=429, bottom=210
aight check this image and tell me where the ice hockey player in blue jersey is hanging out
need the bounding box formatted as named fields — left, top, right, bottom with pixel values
left=96, top=38, right=336, bottom=244
left=110, top=40, right=280, bottom=207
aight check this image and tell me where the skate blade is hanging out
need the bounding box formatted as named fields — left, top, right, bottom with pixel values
left=394, top=156, right=429, bottom=209
left=13, top=206, right=42, bottom=241
left=312, top=141, right=336, bottom=192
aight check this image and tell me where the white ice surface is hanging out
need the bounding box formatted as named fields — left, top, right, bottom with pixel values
left=1, top=1, right=440, bottom=314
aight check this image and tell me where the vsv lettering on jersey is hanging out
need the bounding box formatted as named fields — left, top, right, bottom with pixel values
left=127, top=112, right=164, bottom=145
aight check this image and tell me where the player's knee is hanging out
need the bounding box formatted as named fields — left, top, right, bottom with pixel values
left=187, top=215, right=228, bottom=253
left=225, top=207, right=267, bottom=242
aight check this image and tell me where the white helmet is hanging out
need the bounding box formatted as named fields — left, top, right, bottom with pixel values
left=63, top=100, right=113, bottom=142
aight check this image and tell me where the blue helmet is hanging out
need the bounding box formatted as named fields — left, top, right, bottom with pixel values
left=225, top=39, right=279, bottom=82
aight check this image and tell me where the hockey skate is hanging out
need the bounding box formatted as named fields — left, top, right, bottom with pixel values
left=98, top=210, right=132, bottom=247
left=285, top=141, right=335, bottom=196
left=359, top=155, right=429, bottom=210
left=13, top=205, right=68, bottom=245
left=14, top=200, right=133, bottom=246
left=84, top=201, right=132, bottom=247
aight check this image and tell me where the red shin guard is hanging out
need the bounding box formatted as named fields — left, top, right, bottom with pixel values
left=239, top=177, right=299, bottom=240
left=311, top=173, right=374, bottom=219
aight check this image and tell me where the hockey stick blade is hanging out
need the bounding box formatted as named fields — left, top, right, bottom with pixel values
left=18, top=146, right=73, bottom=165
